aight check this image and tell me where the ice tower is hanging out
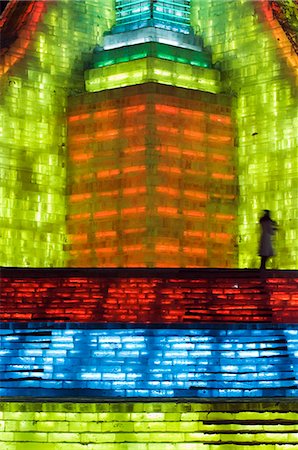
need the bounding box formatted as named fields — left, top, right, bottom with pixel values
left=67, top=0, right=237, bottom=268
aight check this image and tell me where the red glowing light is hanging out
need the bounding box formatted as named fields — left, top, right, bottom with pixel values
left=2, top=270, right=296, bottom=323
left=0, top=1, right=46, bottom=76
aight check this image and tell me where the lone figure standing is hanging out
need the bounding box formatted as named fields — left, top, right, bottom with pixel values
left=259, top=210, right=277, bottom=269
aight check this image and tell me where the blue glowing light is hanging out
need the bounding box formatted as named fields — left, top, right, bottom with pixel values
left=0, top=324, right=297, bottom=398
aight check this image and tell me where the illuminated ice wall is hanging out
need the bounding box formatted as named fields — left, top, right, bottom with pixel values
left=67, top=0, right=237, bottom=267
left=0, top=0, right=297, bottom=268
left=1, top=3, right=298, bottom=449
left=2, top=401, right=298, bottom=449
left=67, top=87, right=236, bottom=268
left=191, top=0, right=298, bottom=269
left=1, top=267, right=298, bottom=448
left=0, top=0, right=114, bottom=267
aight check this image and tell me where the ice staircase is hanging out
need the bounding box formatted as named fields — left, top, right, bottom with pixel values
left=1, top=267, right=298, bottom=449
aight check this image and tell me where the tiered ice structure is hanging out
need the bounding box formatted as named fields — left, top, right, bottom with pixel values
left=67, top=0, right=237, bottom=268
left=1, top=1, right=298, bottom=449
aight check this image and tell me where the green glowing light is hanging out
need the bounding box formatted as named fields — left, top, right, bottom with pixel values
left=1, top=0, right=296, bottom=268
left=0, top=1, right=114, bottom=267
left=92, top=42, right=212, bottom=69
left=85, top=57, right=220, bottom=94
left=191, top=0, right=298, bottom=269
left=1, top=401, right=298, bottom=448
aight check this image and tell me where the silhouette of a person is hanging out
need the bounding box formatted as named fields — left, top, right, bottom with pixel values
left=259, top=210, right=277, bottom=269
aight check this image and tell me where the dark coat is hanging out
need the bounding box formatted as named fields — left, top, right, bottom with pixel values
left=259, top=218, right=276, bottom=257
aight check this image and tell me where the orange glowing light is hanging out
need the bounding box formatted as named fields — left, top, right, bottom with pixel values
left=123, top=105, right=146, bottom=114
left=156, top=146, right=206, bottom=160
left=123, top=228, right=146, bottom=234
left=68, top=113, right=91, bottom=122
left=212, top=154, right=229, bottom=162
left=212, top=173, right=235, bottom=180
left=92, top=105, right=146, bottom=121
left=157, top=126, right=178, bottom=135
left=184, top=231, right=206, bottom=238
left=79, top=249, right=91, bottom=255
left=155, top=104, right=205, bottom=120
left=155, top=244, right=179, bottom=253
left=95, top=231, right=117, bottom=238
left=81, top=173, right=93, bottom=180
left=97, top=190, right=119, bottom=197
left=182, top=149, right=206, bottom=159
left=95, top=130, right=119, bottom=140
left=180, top=108, right=204, bottom=119
left=215, top=214, right=235, bottom=221
left=158, top=166, right=182, bottom=174
left=124, top=125, right=146, bottom=136
left=259, top=0, right=298, bottom=78
left=184, top=190, right=208, bottom=200
left=156, top=145, right=180, bottom=155
left=185, top=169, right=206, bottom=176
left=212, top=193, right=235, bottom=200
left=155, top=104, right=178, bottom=114
left=93, top=109, right=118, bottom=119
left=184, top=130, right=204, bottom=140
left=157, top=207, right=178, bottom=215
left=72, top=135, right=92, bottom=143
left=208, top=135, right=232, bottom=144
left=70, top=152, right=93, bottom=162
left=68, top=213, right=91, bottom=220
left=183, top=210, right=206, bottom=218
left=123, top=146, right=146, bottom=155
left=122, top=207, right=146, bottom=215
left=123, top=187, right=146, bottom=195
left=70, top=234, right=88, bottom=242
left=94, top=210, right=118, bottom=218
left=123, top=245, right=144, bottom=252
left=95, top=248, right=117, bottom=254
left=209, top=114, right=231, bottom=125
left=156, top=186, right=180, bottom=196
left=70, top=193, right=92, bottom=202
left=183, top=247, right=207, bottom=255
left=97, top=169, right=120, bottom=179
left=125, top=263, right=147, bottom=267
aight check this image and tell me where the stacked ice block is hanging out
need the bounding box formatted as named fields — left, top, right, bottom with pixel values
left=1, top=1, right=298, bottom=449
left=1, top=267, right=298, bottom=449
left=0, top=0, right=114, bottom=267
left=190, top=0, right=298, bottom=269
left=67, top=0, right=237, bottom=268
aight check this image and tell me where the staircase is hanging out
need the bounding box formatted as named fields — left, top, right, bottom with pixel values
left=1, top=267, right=298, bottom=448
left=1, top=268, right=298, bottom=323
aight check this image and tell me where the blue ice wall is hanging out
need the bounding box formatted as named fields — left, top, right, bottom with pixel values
left=1, top=323, right=298, bottom=398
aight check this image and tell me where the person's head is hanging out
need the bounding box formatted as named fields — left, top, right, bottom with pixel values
left=260, top=209, right=271, bottom=221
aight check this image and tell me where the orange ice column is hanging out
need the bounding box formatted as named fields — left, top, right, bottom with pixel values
left=67, top=83, right=236, bottom=267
